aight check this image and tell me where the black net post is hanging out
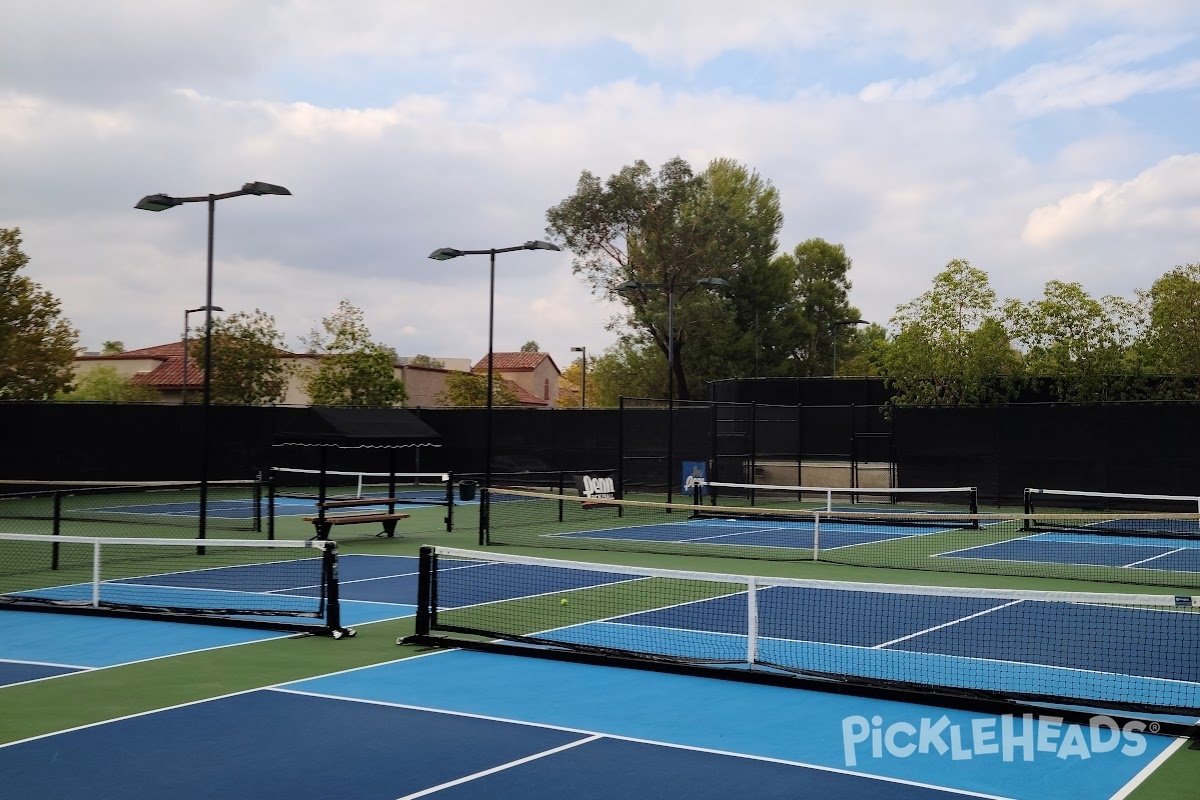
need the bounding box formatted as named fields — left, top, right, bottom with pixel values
left=478, top=487, right=490, bottom=545
left=617, top=397, right=626, bottom=498
left=414, top=545, right=434, bottom=636
left=267, top=473, right=276, bottom=540
left=323, top=542, right=343, bottom=635
left=444, top=472, right=454, bottom=532
left=51, top=491, right=62, bottom=570
left=252, top=473, right=263, bottom=533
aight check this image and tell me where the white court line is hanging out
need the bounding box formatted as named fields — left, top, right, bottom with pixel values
left=275, top=687, right=1014, bottom=800
left=1109, top=735, right=1194, bottom=800
left=0, top=656, right=89, bottom=670
left=1122, top=548, right=1187, bottom=569
left=873, top=601, right=1025, bottom=649
left=393, top=734, right=603, bottom=799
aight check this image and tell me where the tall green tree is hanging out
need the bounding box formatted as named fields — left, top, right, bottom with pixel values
left=834, top=323, right=888, bottom=377
left=436, top=371, right=520, bottom=407
left=520, top=340, right=540, bottom=353
left=193, top=309, right=289, bottom=405
left=1140, top=263, right=1200, bottom=375
left=302, top=300, right=407, bottom=407
left=546, top=156, right=781, bottom=399
left=579, top=340, right=665, bottom=406
left=0, top=227, right=79, bottom=399
left=57, top=366, right=159, bottom=403
left=772, top=238, right=862, bottom=376
left=883, top=259, right=1022, bottom=405
left=1003, top=280, right=1133, bottom=401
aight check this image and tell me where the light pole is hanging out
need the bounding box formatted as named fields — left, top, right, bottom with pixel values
left=616, top=277, right=729, bottom=502
left=137, top=181, right=291, bottom=543
left=832, top=318, right=868, bottom=375
left=570, top=346, right=586, bottom=408
left=428, top=240, right=561, bottom=538
left=182, top=305, right=223, bottom=405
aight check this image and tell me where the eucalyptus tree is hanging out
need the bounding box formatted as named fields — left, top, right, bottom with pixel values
left=547, top=156, right=782, bottom=399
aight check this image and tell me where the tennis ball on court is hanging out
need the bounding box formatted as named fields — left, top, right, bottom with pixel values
left=560, top=598, right=570, bottom=606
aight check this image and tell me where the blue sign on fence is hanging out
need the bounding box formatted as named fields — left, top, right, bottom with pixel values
left=682, top=461, right=707, bottom=495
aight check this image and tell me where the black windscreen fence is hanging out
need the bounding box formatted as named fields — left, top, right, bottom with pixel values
left=5, top=398, right=1199, bottom=507
left=893, top=402, right=1200, bottom=505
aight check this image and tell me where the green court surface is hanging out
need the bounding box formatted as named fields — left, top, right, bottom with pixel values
left=1, top=500, right=1198, bottom=799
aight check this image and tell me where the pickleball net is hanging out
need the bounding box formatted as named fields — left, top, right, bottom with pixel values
left=270, top=468, right=452, bottom=505
left=0, top=479, right=263, bottom=535
left=483, top=488, right=1200, bottom=589
left=1025, top=488, right=1200, bottom=537
left=697, top=480, right=978, bottom=516
left=0, top=532, right=350, bottom=636
left=406, top=546, right=1200, bottom=728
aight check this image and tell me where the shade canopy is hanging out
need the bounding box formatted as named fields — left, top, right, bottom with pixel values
left=274, top=407, right=442, bottom=449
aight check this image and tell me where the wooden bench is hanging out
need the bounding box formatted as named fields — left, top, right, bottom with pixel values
left=303, top=511, right=410, bottom=540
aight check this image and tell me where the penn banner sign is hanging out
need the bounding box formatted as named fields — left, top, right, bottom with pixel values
left=573, top=472, right=617, bottom=501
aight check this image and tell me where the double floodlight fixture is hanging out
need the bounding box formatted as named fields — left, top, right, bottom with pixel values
left=135, top=182, right=292, bottom=212
left=427, top=240, right=560, bottom=261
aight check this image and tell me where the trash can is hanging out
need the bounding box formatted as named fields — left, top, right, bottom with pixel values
left=458, top=480, right=478, bottom=502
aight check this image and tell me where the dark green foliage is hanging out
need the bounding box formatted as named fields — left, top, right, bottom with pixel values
left=0, top=228, right=79, bottom=400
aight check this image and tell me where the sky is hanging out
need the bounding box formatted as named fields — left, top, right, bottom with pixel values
left=2, top=1, right=1198, bottom=372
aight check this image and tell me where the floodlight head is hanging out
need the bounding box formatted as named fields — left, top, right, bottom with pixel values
left=135, top=193, right=183, bottom=212
left=615, top=280, right=643, bottom=292
left=186, top=305, right=224, bottom=314
left=570, top=346, right=585, bottom=352
left=697, top=277, right=730, bottom=288
left=523, top=240, right=561, bottom=252
left=836, top=318, right=868, bottom=325
left=241, top=181, right=291, bottom=196
left=428, top=247, right=465, bottom=261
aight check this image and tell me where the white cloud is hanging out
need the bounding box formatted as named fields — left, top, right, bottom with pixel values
left=993, top=33, right=1200, bottom=114
left=1023, top=154, right=1200, bottom=246
left=859, top=65, right=977, bottom=103
left=3, top=1, right=1199, bottom=363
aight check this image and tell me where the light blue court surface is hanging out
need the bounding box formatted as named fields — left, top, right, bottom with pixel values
left=938, top=533, right=1200, bottom=573
left=0, top=555, right=1191, bottom=798
left=284, top=650, right=1179, bottom=800
left=0, top=554, right=423, bottom=686
left=0, top=648, right=1181, bottom=799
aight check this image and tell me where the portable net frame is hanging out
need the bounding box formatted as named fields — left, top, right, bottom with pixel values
left=406, top=546, right=1200, bottom=735
left=698, top=480, right=978, bottom=518
left=270, top=468, right=452, bottom=505
left=482, top=488, right=1200, bottom=589
left=1025, top=488, right=1200, bottom=538
left=0, top=479, right=262, bottom=536
left=0, top=532, right=350, bottom=636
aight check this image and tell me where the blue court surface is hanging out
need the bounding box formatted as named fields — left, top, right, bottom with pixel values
left=0, top=649, right=1186, bottom=800
left=938, top=533, right=1200, bottom=573
left=0, top=554, right=423, bottom=687
left=2, top=552, right=1197, bottom=799
left=551, top=516, right=949, bottom=550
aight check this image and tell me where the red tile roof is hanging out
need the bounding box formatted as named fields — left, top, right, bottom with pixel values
left=471, top=352, right=560, bottom=373
left=77, top=342, right=187, bottom=360
left=129, top=357, right=204, bottom=389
